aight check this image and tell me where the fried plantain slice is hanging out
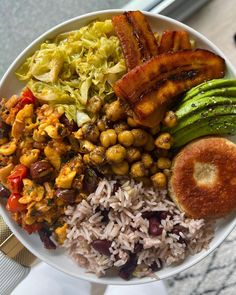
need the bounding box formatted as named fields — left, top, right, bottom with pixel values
left=159, top=31, right=191, bottom=53
left=112, top=14, right=143, bottom=71
left=126, top=11, right=158, bottom=59
left=112, top=11, right=158, bottom=70
left=114, top=49, right=225, bottom=127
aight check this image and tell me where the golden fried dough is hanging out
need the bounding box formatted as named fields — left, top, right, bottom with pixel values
left=169, top=137, right=236, bottom=219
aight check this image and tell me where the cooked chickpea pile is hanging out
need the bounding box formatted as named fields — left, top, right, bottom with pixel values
left=72, top=98, right=177, bottom=188
left=0, top=90, right=177, bottom=243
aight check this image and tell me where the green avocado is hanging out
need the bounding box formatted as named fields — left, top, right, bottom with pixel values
left=181, top=79, right=236, bottom=102
left=171, top=104, right=236, bottom=134
left=172, top=114, right=236, bottom=148
left=176, top=87, right=236, bottom=116
left=162, top=79, right=236, bottom=148
left=174, top=96, right=236, bottom=120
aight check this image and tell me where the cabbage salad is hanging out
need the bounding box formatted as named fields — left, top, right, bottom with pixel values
left=16, top=20, right=126, bottom=126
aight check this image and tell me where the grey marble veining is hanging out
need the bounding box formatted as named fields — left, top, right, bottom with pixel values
left=167, top=228, right=236, bottom=295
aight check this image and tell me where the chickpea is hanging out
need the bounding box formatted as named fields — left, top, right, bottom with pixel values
left=151, top=172, right=167, bottom=188
left=141, top=153, right=153, bottom=168
left=83, top=154, right=90, bottom=165
left=89, top=146, right=105, bottom=165
left=97, top=116, right=111, bottom=132
left=162, top=111, right=178, bottom=128
left=113, top=121, right=129, bottom=134
left=80, top=140, right=95, bottom=153
left=105, top=100, right=124, bottom=121
left=157, top=157, right=172, bottom=169
left=130, top=161, right=147, bottom=178
left=126, top=147, right=141, bottom=163
left=112, top=161, right=129, bottom=175
left=106, top=144, right=126, bottom=164
left=100, top=129, right=117, bottom=148
left=81, top=123, right=100, bottom=143
left=155, top=133, right=173, bottom=150
left=86, top=96, right=102, bottom=114
left=118, top=130, right=134, bottom=147
left=144, top=134, right=155, bottom=151
left=131, top=129, right=148, bottom=147
left=127, top=117, right=139, bottom=127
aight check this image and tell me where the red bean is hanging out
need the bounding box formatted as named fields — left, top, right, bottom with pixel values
left=171, top=225, right=187, bottom=244
left=55, top=189, right=76, bottom=204
left=142, top=211, right=155, bottom=219
left=148, top=217, right=163, bottom=236
left=159, top=211, right=173, bottom=220
left=119, top=254, right=137, bottom=280
left=133, top=242, right=143, bottom=253
left=38, top=228, right=56, bottom=250
left=91, top=239, right=112, bottom=256
left=83, top=167, right=100, bottom=194
left=30, top=160, right=54, bottom=183
left=60, top=114, right=78, bottom=132
left=0, top=184, right=10, bottom=199
left=150, top=259, right=163, bottom=271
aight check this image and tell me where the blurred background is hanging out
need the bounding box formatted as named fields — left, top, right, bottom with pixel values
left=0, top=0, right=236, bottom=294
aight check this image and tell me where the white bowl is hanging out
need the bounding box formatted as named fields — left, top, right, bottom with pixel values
left=0, top=9, right=236, bottom=285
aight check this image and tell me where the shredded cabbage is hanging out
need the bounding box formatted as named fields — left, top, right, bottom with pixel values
left=16, top=20, right=126, bottom=125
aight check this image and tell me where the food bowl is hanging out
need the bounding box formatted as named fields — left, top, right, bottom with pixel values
left=0, top=9, right=236, bottom=285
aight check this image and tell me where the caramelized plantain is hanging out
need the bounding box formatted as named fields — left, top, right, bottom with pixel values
left=125, top=11, right=158, bottom=59
left=112, top=11, right=158, bottom=70
left=114, top=49, right=225, bottom=127
left=112, top=14, right=142, bottom=71
left=159, top=31, right=192, bottom=53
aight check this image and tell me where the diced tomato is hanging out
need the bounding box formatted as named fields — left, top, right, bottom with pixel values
left=6, top=193, right=26, bottom=213
left=23, top=223, right=43, bottom=234
left=21, top=88, right=36, bottom=104
left=14, top=88, right=36, bottom=112
left=8, top=164, right=28, bottom=193
left=8, top=177, right=22, bottom=193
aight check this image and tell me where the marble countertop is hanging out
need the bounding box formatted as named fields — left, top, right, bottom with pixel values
left=0, top=0, right=235, bottom=294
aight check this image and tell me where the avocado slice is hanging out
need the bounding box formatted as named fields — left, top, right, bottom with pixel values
left=176, top=86, right=236, bottom=112
left=182, top=79, right=236, bottom=102
left=171, top=104, right=236, bottom=134
left=173, top=114, right=236, bottom=148
left=174, top=96, right=236, bottom=120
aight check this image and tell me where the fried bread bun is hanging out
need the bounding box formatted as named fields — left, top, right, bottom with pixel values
left=169, top=137, right=236, bottom=219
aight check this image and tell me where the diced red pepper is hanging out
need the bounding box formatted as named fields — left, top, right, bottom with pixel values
left=14, top=88, right=36, bottom=112
left=8, top=164, right=28, bottom=193
left=23, top=223, right=43, bottom=234
left=6, top=193, right=26, bottom=213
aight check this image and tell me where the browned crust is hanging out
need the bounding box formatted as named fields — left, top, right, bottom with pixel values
left=169, top=137, right=236, bottom=219
left=112, top=11, right=158, bottom=71
left=114, top=49, right=225, bottom=104
left=159, top=31, right=191, bottom=53
left=112, top=14, right=142, bottom=71
left=126, top=11, right=159, bottom=58
left=114, top=49, right=225, bottom=127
